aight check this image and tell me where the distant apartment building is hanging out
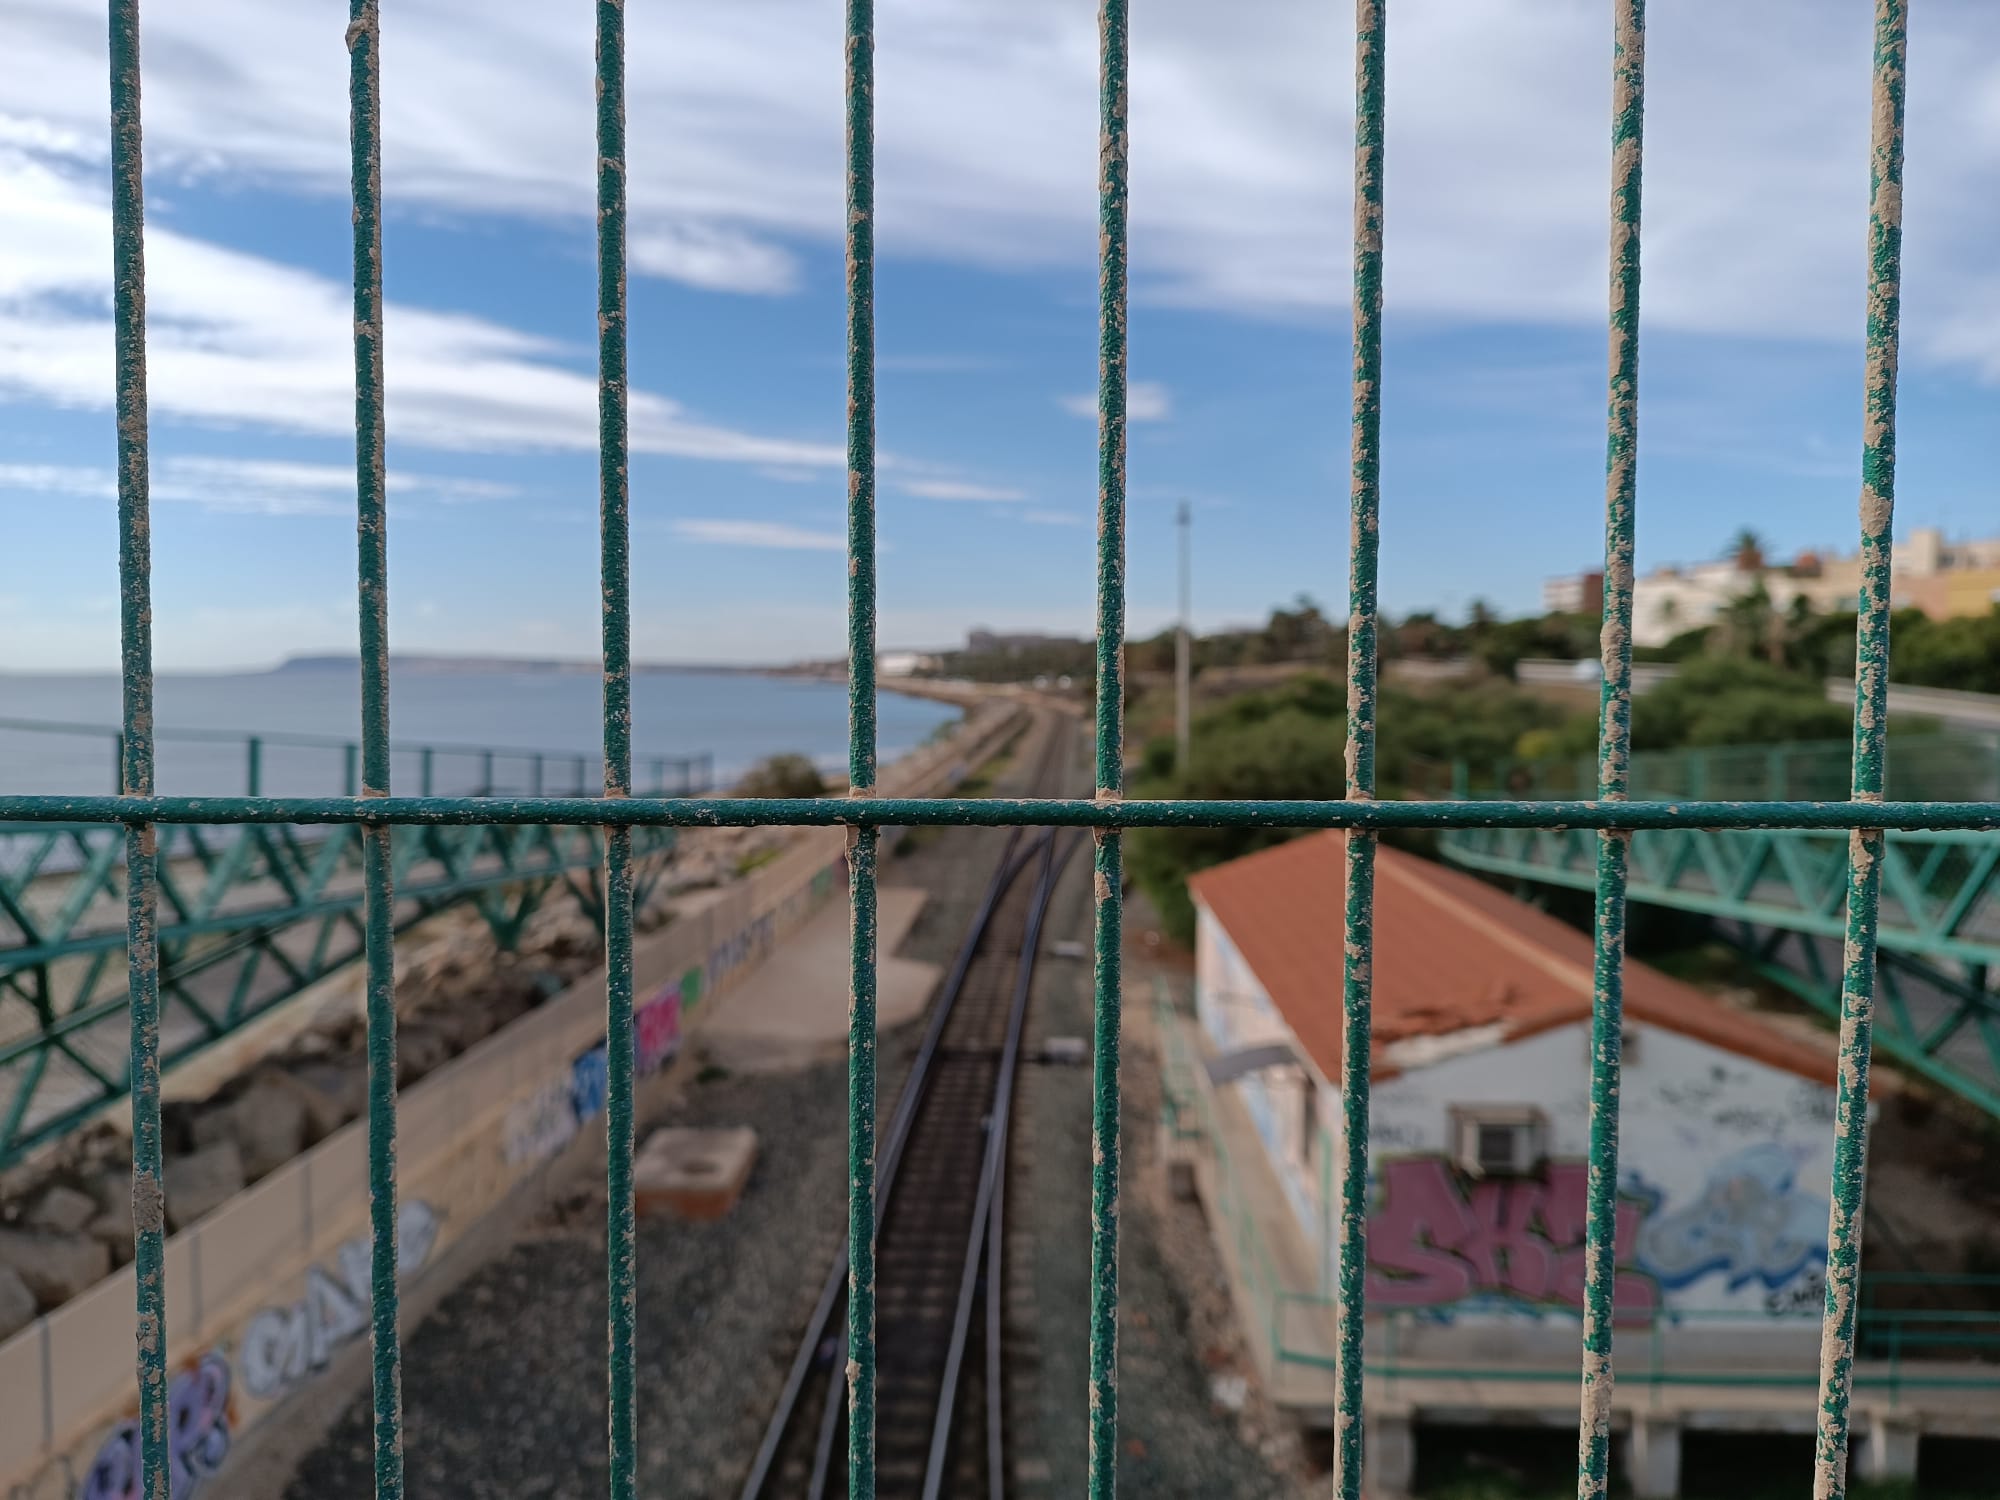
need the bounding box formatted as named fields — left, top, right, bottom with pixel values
left=876, top=650, right=938, bottom=677
left=1621, top=526, right=2000, bottom=647
left=1540, top=569, right=1603, bottom=616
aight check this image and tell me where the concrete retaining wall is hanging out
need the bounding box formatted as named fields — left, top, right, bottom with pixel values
left=0, top=700, right=1024, bottom=1500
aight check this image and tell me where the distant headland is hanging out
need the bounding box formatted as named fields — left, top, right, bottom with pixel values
left=272, top=653, right=795, bottom=677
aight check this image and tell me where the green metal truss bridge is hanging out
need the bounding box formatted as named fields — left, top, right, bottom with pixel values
left=0, top=718, right=707, bottom=1166
left=1442, top=729, right=2000, bottom=1119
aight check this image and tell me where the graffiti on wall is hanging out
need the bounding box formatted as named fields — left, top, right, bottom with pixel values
left=1366, top=1144, right=1831, bottom=1320
left=1366, top=1157, right=1660, bottom=1320
left=499, top=849, right=848, bottom=1171
left=707, top=913, right=775, bottom=995
left=1636, top=1143, right=1827, bottom=1293
left=501, top=975, right=688, bottom=1167
left=82, top=1353, right=232, bottom=1500
left=238, top=1199, right=440, bottom=1400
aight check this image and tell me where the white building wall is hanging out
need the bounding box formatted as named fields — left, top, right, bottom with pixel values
left=1366, top=1021, right=1836, bottom=1321
left=1194, top=905, right=1328, bottom=1242
left=1194, top=904, right=1837, bottom=1330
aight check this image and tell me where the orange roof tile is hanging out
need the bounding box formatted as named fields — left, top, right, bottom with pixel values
left=1185, top=833, right=1835, bottom=1087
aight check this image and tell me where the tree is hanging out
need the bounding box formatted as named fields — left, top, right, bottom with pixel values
left=735, top=753, right=827, bottom=798
left=1714, top=581, right=1778, bottom=664
left=1126, top=673, right=1577, bottom=942
left=1728, top=528, right=1767, bottom=572
left=1629, top=657, right=1850, bottom=751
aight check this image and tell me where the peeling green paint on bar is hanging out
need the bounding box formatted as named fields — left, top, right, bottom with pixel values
left=593, top=0, right=637, bottom=1492
left=346, top=3, right=403, bottom=1494
left=1334, top=3, right=1385, bottom=1495
left=51, top=8, right=2000, bottom=1493
left=1088, top=2, right=1130, bottom=1493
left=1577, top=4, right=1644, bottom=1496
left=844, top=2, right=880, bottom=1493
left=107, top=5, right=165, bottom=1492
left=1815, top=5, right=1907, bottom=1497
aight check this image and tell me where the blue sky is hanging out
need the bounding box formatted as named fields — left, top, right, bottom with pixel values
left=2, top=0, right=1998, bottom=670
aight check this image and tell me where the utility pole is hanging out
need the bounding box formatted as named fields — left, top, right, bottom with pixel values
left=1176, top=499, right=1192, bottom=770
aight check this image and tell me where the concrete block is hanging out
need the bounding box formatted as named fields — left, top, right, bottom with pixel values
left=396, top=1023, right=454, bottom=1087
left=1625, top=1415, right=1682, bottom=1499
left=89, top=1214, right=135, bottom=1269
left=634, top=1127, right=757, bottom=1222
left=228, top=1073, right=311, bottom=1179
left=276, top=1062, right=366, bottom=1138
left=1365, top=1406, right=1415, bottom=1500
left=0, top=1265, right=39, bottom=1340
left=164, top=1142, right=244, bottom=1231
left=28, top=1185, right=99, bottom=1236
left=0, top=1229, right=111, bottom=1309
left=1857, top=1409, right=1919, bottom=1484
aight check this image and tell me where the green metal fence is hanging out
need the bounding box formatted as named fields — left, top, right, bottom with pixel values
left=1475, top=729, right=2000, bottom=806
left=13, top=1, right=1996, bottom=1497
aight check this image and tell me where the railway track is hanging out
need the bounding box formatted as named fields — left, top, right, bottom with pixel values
left=740, top=715, right=1076, bottom=1500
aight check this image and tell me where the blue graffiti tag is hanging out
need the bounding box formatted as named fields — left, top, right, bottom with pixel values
left=1637, top=1143, right=1827, bottom=1293
left=83, top=1352, right=232, bottom=1500
left=570, top=1044, right=610, bottom=1124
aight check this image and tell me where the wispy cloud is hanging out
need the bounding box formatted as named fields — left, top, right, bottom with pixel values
left=670, top=519, right=844, bottom=551
left=1060, top=381, right=1171, bottom=423
left=0, top=456, right=517, bottom=516
left=20, top=1, right=1997, bottom=362
left=897, top=478, right=1028, bottom=503
left=0, top=150, right=850, bottom=466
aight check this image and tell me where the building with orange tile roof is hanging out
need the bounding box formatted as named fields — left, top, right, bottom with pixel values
left=1186, top=833, right=1840, bottom=1330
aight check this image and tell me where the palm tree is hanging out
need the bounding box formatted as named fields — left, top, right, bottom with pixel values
left=1716, top=581, right=1777, bottom=662
left=1727, top=528, right=1767, bottom=573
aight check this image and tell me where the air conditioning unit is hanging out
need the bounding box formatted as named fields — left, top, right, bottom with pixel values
left=1449, top=1105, right=1548, bottom=1178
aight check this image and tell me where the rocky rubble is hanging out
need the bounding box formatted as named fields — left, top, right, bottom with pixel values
left=0, top=846, right=701, bottom=1331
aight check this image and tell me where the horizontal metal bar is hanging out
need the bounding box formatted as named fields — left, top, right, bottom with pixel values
left=2, top=795, right=1998, bottom=831
left=1342, top=1362, right=2000, bottom=1391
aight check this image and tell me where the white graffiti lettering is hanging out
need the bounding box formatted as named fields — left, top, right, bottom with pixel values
left=1637, top=1143, right=1826, bottom=1295
left=239, top=1200, right=439, bottom=1400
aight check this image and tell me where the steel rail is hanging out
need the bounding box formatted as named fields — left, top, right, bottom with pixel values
left=922, top=829, right=1082, bottom=1497
left=737, top=825, right=1030, bottom=1500
left=743, top=718, right=1070, bottom=1499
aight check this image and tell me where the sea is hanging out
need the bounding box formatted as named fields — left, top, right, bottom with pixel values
left=0, top=667, right=961, bottom=798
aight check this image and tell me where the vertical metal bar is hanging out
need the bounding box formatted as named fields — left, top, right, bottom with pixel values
left=1815, top=5, right=1907, bottom=1496
left=594, top=0, right=637, bottom=1492
left=1577, top=4, right=1644, bottom=1496
left=843, top=2, right=880, bottom=1494
left=246, top=736, right=262, bottom=797
left=419, top=746, right=434, bottom=797
left=1334, top=3, right=1386, bottom=1496
left=346, top=4, right=402, bottom=1495
left=107, top=5, right=166, bottom=1494
left=345, top=743, right=359, bottom=798
left=1088, top=2, right=1129, bottom=1493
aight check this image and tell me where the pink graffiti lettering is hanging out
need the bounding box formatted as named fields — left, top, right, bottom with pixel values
left=635, top=987, right=681, bottom=1075
left=1366, top=1157, right=1656, bottom=1320
left=83, top=1352, right=232, bottom=1500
